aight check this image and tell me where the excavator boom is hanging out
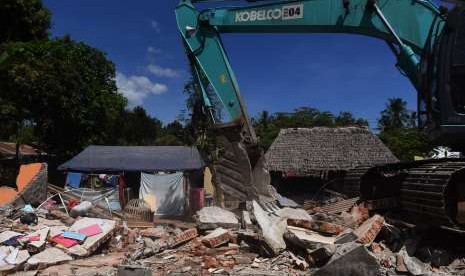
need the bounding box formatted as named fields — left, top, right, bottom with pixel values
left=176, top=0, right=465, bottom=214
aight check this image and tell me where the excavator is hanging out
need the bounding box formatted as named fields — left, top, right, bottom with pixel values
left=175, top=0, right=465, bottom=231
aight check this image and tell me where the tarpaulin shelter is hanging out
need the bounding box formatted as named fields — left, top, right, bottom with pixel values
left=58, top=146, right=205, bottom=215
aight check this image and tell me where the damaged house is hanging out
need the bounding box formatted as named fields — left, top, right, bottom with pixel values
left=265, top=127, right=398, bottom=201
left=58, top=145, right=204, bottom=217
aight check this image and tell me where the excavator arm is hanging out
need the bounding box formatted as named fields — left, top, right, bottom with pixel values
left=176, top=0, right=465, bottom=208
left=176, top=0, right=444, bottom=124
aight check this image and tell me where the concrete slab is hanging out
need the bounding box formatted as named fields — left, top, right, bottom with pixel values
left=0, top=246, right=30, bottom=275
left=49, top=226, right=68, bottom=238
left=287, top=226, right=336, bottom=245
left=27, top=248, right=72, bottom=269
left=9, top=271, right=38, bottom=276
left=252, top=200, right=286, bottom=256
left=276, top=208, right=313, bottom=221
left=117, top=265, right=151, bottom=276
left=0, top=231, right=22, bottom=244
left=28, top=227, right=49, bottom=251
left=398, top=246, right=426, bottom=275
left=287, top=218, right=345, bottom=235
left=335, top=228, right=358, bottom=244
left=36, top=217, right=65, bottom=228
left=68, top=217, right=116, bottom=256
left=196, top=207, right=239, bottom=230
left=314, top=242, right=382, bottom=276
left=6, top=249, right=29, bottom=266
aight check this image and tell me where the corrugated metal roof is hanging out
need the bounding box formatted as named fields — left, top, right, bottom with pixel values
left=58, top=145, right=204, bottom=173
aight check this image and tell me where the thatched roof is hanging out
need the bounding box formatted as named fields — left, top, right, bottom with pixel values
left=265, top=127, right=398, bottom=176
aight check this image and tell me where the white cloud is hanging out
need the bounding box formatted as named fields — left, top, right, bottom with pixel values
left=116, top=72, right=167, bottom=107
left=147, top=46, right=161, bottom=54
left=147, top=64, right=179, bottom=78
left=150, top=20, right=161, bottom=33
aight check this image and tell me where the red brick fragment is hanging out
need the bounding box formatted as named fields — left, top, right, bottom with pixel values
left=170, top=228, right=198, bottom=247
left=353, top=214, right=385, bottom=245
left=202, top=228, right=231, bottom=248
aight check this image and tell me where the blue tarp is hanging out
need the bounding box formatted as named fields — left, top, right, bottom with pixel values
left=58, top=145, right=203, bottom=173
left=66, top=172, right=82, bottom=188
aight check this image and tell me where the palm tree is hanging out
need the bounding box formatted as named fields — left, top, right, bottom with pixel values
left=378, top=98, right=411, bottom=130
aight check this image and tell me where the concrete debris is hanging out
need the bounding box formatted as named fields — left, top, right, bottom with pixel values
left=275, top=207, right=313, bottom=221
left=241, top=211, right=254, bottom=230
left=0, top=190, right=463, bottom=276
left=139, top=227, right=166, bottom=239
left=313, top=242, right=382, bottom=276
left=306, top=246, right=336, bottom=267
left=396, top=253, right=409, bottom=273
left=398, top=246, right=427, bottom=275
left=68, top=217, right=116, bottom=256
left=0, top=231, right=22, bottom=244
left=27, top=227, right=49, bottom=252
left=252, top=200, right=287, bottom=256
left=27, top=247, right=72, bottom=269
left=341, top=204, right=370, bottom=227
left=286, top=226, right=335, bottom=246
left=287, top=218, right=345, bottom=235
left=117, top=265, right=151, bottom=276
left=334, top=228, right=358, bottom=244
left=288, top=251, right=309, bottom=270
left=196, top=206, right=239, bottom=230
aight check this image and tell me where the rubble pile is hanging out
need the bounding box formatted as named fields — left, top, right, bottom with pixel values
left=1, top=196, right=465, bottom=275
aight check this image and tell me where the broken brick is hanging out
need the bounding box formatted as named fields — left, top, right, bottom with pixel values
left=202, top=256, right=218, bottom=269
left=218, top=258, right=235, bottom=268
left=202, top=228, right=231, bottom=248
left=139, top=228, right=166, bottom=239
left=170, top=228, right=198, bottom=248
left=353, top=214, right=385, bottom=245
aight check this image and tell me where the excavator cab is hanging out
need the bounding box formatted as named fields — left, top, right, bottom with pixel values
left=430, top=6, right=465, bottom=146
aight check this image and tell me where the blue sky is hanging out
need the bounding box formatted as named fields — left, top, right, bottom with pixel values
left=43, top=0, right=419, bottom=128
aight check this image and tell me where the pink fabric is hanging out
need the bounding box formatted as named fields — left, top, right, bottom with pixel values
left=51, top=234, right=78, bottom=248
left=189, top=188, right=205, bottom=213
left=28, top=234, right=40, bottom=241
left=78, top=224, right=102, bottom=237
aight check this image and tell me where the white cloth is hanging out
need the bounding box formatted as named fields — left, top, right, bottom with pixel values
left=139, top=172, right=185, bottom=215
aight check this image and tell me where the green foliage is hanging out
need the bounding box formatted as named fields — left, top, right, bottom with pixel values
left=253, top=108, right=368, bottom=150
left=181, top=66, right=223, bottom=162
left=155, top=134, right=184, bottom=146
left=379, top=128, right=434, bottom=161
left=110, top=106, right=163, bottom=146
left=0, top=37, right=126, bottom=156
left=378, top=98, right=415, bottom=130
left=377, top=97, right=434, bottom=161
left=0, top=0, right=51, bottom=44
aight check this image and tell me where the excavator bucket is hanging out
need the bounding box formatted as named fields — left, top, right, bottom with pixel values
left=210, top=124, right=275, bottom=209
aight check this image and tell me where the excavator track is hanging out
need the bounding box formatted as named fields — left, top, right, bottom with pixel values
left=344, top=159, right=465, bottom=231
left=400, top=161, right=465, bottom=230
